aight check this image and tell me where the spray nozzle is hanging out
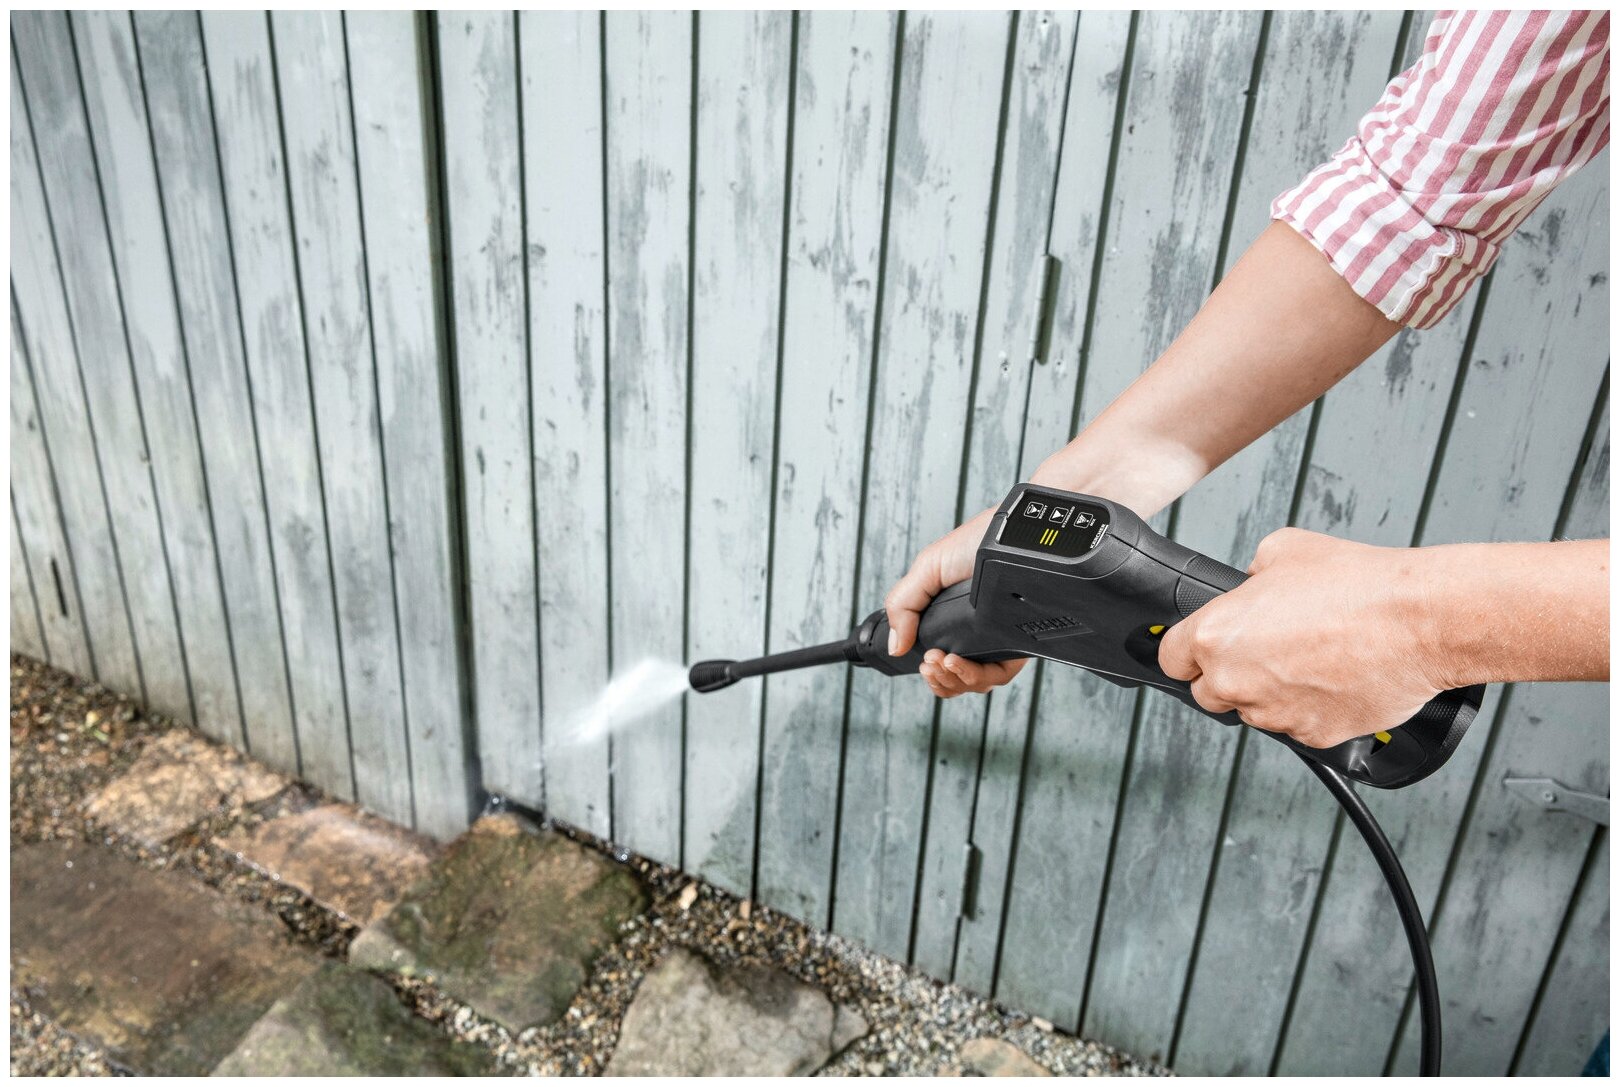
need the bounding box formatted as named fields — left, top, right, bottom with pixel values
left=688, top=660, right=741, bottom=693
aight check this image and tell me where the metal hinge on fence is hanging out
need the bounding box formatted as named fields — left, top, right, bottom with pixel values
left=1029, top=254, right=1057, bottom=365
left=961, top=842, right=985, bottom=920
left=1502, top=775, right=1609, bottom=825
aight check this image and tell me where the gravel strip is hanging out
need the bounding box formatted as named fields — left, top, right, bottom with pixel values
left=11, top=654, right=1167, bottom=1077
left=10, top=991, right=125, bottom=1077
left=425, top=816, right=1166, bottom=1077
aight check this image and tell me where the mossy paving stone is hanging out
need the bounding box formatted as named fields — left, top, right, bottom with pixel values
left=11, top=839, right=318, bottom=1075
left=349, top=813, right=649, bottom=1033
left=213, top=800, right=438, bottom=925
left=81, top=729, right=287, bottom=849
left=605, top=946, right=868, bottom=1076
left=212, top=962, right=498, bottom=1076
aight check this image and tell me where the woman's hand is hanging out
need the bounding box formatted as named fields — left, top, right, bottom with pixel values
left=1156, top=528, right=1448, bottom=748
left=884, top=508, right=1028, bottom=698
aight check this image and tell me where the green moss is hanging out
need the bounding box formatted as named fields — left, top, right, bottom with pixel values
left=213, top=964, right=499, bottom=1076
left=352, top=817, right=648, bottom=1032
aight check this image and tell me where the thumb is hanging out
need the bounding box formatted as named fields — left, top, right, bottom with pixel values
left=884, top=550, right=944, bottom=656
left=1157, top=615, right=1202, bottom=682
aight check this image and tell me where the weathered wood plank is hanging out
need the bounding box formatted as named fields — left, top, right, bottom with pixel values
left=14, top=12, right=189, bottom=721
left=1389, top=387, right=1610, bottom=1075
left=435, top=12, right=542, bottom=811
left=912, top=8, right=1078, bottom=981
left=1509, top=396, right=1609, bottom=1078
left=1514, top=833, right=1609, bottom=1076
left=1075, top=11, right=1265, bottom=1063
left=10, top=57, right=142, bottom=699
left=753, top=10, right=898, bottom=927
left=270, top=10, right=413, bottom=826
left=603, top=11, right=693, bottom=866
left=519, top=11, right=612, bottom=840
left=73, top=9, right=246, bottom=750
left=1277, top=163, right=1610, bottom=1076
left=149, top=11, right=329, bottom=785
left=10, top=301, right=92, bottom=674
left=683, top=10, right=793, bottom=894
left=1165, top=12, right=1407, bottom=1075
left=346, top=11, right=475, bottom=839
left=10, top=500, right=47, bottom=662
left=835, top=10, right=1014, bottom=962
left=963, top=10, right=1135, bottom=1015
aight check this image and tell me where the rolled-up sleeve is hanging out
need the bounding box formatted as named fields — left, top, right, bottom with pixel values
left=1273, top=10, right=1610, bottom=328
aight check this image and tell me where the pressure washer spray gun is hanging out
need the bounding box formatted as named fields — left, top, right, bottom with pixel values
left=691, top=482, right=1487, bottom=1074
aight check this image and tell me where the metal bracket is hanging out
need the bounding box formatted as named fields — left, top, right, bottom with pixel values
left=1502, top=776, right=1609, bottom=826
left=960, top=842, right=984, bottom=920
left=1028, top=254, right=1057, bottom=365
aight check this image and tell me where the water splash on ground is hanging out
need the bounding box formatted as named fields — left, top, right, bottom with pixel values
left=559, top=659, right=691, bottom=747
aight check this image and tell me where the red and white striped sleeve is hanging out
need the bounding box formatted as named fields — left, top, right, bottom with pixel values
left=1272, top=11, right=1610, bottom=329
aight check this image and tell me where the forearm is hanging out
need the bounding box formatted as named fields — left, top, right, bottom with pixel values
left=1415, top=538, right=1610, bottom=687
left=1030, top=221, right=1399, bottom=516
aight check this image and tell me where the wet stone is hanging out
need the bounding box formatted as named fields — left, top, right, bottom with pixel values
left=81, top=730, right=286, bottom=847
left=939, top=1036, right=1054, bottom=1077
left=213, top=802, right=436, bottom=925
left=605, top=947, right=868, bottom=1076
left=11, top=839, right=318, bottom=1076
left=349, top=813, right=647, bottom=1032
left=211, top=962, right=497, bottom=1076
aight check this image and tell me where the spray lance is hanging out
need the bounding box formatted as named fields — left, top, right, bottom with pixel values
left=691, top=483, right=1485, bottom=1075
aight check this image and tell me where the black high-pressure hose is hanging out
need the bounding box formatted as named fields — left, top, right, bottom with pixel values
left=1298, top=751, right=1442, bottom=1077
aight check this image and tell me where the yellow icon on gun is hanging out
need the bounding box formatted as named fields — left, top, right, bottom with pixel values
left=1040, top=527, right=1058, bottom=546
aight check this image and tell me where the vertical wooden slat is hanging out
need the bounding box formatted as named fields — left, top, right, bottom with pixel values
left=1389, top=387, right=1610, bottom=1075
left=15, top=12, right=189, bottom=719
left=1506, top=394, right=1609, bottom=1076
left=435, top=13, right=540, bottom=811
left=754, top=10, right=898, bottom=926
left=346, top=11, right=475, bottom=838
left=835, top=11, right=1014, bottom=962
left=603, top=11, right=693, bottom=865
left=1075, top=12, right=1264, bottom=1063
left=10, top=500, right=47, bottom=662
left=10, top=301, right=92, bottom=674
left=1277, top=165, right=1610, bottom=1076
left=961, top=10, right=1135, bottom=1012
left=142, top=11, right=315, bottom=779
left=269, top=10, right=412, bottom=826
left=1164, top=12, right=1406, bottom=1074
left=10, top=58, right=142, bottom=699
left=519, top=11, right=612, bottom=839
left=683, top=11, right=793, bottom=893
left=73, top=10, right=247, bottom=751
left=911, top=8, right=1078, bottom=980
left=1514, top=833, right=1609, bottom=1075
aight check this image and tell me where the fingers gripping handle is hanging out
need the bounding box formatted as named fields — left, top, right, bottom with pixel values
left=1169, top=554, right=1484, bottom=790
left=855, top=581, right=1016, bottom=676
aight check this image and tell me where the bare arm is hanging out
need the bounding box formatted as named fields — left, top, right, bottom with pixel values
left=1025, top=222, right=1397, bottom=514
left=892, top=222, right=1398, bottom=694
left=1157, top=534, right=1609, bottom=748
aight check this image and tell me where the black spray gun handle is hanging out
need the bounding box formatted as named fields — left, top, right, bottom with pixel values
left=852, top=551, right=1483, bottom=791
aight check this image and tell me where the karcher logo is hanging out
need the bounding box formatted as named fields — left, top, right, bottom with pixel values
left=1018, top=615, right=1089, bottom=639
left=1038, top=527, right=1060, bottom=546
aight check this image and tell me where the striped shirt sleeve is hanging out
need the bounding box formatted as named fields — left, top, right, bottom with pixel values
left=1272, top=11, right=1610, bottom=329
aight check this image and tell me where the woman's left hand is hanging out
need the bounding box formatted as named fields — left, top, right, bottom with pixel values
left=1157, top=528, right=1448, bottom=749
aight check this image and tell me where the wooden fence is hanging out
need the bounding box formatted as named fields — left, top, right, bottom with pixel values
left=9, top=10, right=1608, bottom=1075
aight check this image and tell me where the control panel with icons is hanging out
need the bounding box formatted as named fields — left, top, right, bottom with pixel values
left=995, top=489, right=1109, bottom=557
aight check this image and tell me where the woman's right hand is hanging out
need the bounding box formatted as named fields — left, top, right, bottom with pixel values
left=883, top=507, right=1029, bottom=698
